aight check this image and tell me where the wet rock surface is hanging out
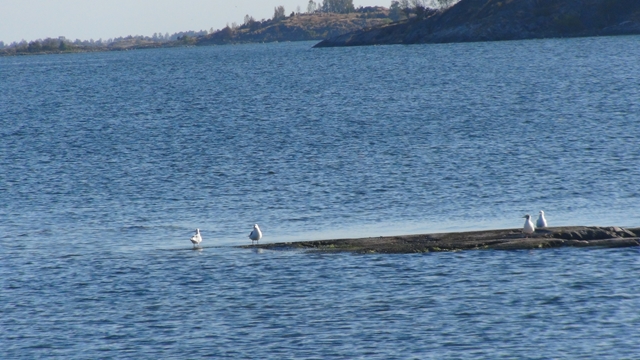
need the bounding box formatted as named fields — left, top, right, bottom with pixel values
left=240, top=226, right=640, bottom=253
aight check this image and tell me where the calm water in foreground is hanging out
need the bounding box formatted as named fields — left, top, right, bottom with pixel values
left=1, top=37, right=639, bottom=358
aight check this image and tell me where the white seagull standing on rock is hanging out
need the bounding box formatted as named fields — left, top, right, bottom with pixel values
left=190, top=228, right=202, bottom=248
left=522, top=215, right=535, bottom=238
left=536, top=210, right=547, bottom=228
left=249, top=224, right=262, bottom=245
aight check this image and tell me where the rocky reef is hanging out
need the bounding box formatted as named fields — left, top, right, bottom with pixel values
left=314, top=0, right=640, bottom=47
left=241, top=226, right=640, bottom=253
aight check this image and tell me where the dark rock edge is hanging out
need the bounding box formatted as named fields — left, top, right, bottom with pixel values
left=239, top=226, right=640, bottom=253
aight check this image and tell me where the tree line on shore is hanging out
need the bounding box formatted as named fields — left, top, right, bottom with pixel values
left=0, top=29, right=212, bottom=56
left=229, top=0, right=359, bottom=31
left=223, top=0, right=457, bottom=37
left=389, top=0, right=458, bottom=20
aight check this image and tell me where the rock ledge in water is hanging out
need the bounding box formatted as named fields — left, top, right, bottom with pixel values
left=240, top=226, right=640, bottom=253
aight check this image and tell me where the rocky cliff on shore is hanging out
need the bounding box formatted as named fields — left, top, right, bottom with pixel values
left=314, top=0, right=640, bottom=47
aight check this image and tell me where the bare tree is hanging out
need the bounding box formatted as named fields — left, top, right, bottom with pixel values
left=321, top=0, right=355, bottom=13
left=244, top=14, right=255, bottom=25
left=273, top=5, right=286, bottom=20
left=389, top=1, right=403, bottom=21
left=399, top=0, right=412, bottom=18
left=307, top=0, right=317, bottom=13
left=411, top=0, right=426, bottom=18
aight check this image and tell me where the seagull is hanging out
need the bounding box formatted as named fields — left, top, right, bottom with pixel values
left=249, top=224, right=262, bottom=245
left=190, top=228, right=202, bottom=248
left=522, top=215, right=535, bottom=238
left=536, top=210, right=547, bottom=228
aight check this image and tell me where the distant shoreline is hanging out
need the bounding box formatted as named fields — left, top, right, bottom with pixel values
left=0, top=39, right=185, bottom=57
left=5, top=0, right=639, bottom=56
left=241, top=226, right=640, bottom=253
left=0, top=7, right=391, bottom=57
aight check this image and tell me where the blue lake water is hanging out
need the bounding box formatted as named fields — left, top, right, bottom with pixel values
left=1, top=37, right=640, bottom=358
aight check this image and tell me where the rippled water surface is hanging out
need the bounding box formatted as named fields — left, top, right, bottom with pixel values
left=1, top=37, right=640, bottom=358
